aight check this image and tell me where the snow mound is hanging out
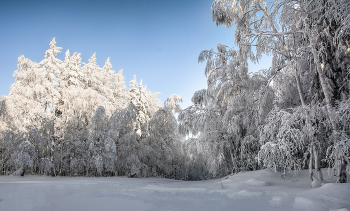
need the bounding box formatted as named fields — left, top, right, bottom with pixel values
left=228, top=189, right=263, bottom=199
left=329, top=209, right=349, bottom=211
left=311, top=179, right=321, bottom=188
left=242, top=179, right=269, bottom=187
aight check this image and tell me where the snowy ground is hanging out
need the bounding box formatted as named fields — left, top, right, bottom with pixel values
left=0, top=169, right=349, bottom=211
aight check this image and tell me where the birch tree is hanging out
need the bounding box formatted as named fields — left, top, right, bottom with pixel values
left=211, top=0, right=350, bottom=183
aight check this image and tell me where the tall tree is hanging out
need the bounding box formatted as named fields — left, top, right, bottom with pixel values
left=127, top=76, right=161, bottom=138
left=210, top=0, right=350, bottom=183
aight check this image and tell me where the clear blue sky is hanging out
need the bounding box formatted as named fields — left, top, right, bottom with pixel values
left=0, top=0, right=270, bottom=109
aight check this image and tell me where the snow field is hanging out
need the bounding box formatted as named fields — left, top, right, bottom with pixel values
left=0, top=168, right=349, bottom=211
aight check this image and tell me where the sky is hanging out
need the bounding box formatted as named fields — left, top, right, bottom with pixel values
left=0, top=0, right=271, bottom=109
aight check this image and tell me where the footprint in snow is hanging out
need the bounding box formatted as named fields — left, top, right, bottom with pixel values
left=179, top=196, right=193, bottom=201
left=56, top=184, right=65, bottom=189
left=83, top=183, right=97, bottom=186
left=293, top=196, right=313, bottom=210
left=208, top=196, right=222, bottom=201
left=111, top=181, right=147, bottom=189
left=269, top=196, right=282, bottom=208
left=243, top=179, right=270, bottom=187
left=228, top=189, right=263, bottom=199
left=70, top=184, right=81, bottom=189
left=147, top=195, right=172, bottom=201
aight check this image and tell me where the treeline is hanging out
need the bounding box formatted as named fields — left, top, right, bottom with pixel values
left=0, top=39, right=194, bottom=179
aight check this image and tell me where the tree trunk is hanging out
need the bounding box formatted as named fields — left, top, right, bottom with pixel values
left=20, top=167, right=25, bottom=176
left=313, top=143, right=324, bottom=182
left=295, top=68, right=306, bottom=106
left=312, top=52, right=337, bottom=131
left=312, top=49, right=346, bottom=183
left=229, top=142, right=237, bottom=174
left=336, top=158, right=347, bottom=183
left=309, top=143, right=325, bottom=183
left=309, top=145, right=314, bottom=181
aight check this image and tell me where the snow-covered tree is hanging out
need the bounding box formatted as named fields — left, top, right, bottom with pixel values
left=210, top=0, right=350, bottom=183
left=1, top=38, right=185, bottom=179
left=102, top=59, right=127, bottom=110
left=179, top=44, right=273, bottom=177
left=39, top=38, right=63, bottom=123
left=325, top=99, right=350, bottom=183
left=6, top=55, right=48, bottom=134
left=164, top=94, right=182, bottom=113
left=144, top=95, right=182, bottom=177
left=103, top=137, right=117, bottom=176
left=11, top=140, right=36, bottom=176
left=127, top=76, right=162, bottom=139
left=107, top=103, right=138, bottom=176
left=0, top=38, right=135, bottom=176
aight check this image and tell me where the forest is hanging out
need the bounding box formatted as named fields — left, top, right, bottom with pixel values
left=0, top=0, right=349, bottom=185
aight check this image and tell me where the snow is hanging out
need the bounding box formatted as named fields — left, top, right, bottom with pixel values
left=0, top=168, right=349, bottom=211
left=311, top=179, right=322, bottom=188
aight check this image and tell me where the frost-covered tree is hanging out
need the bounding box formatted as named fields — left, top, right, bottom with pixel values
left=179, top=44, right=273, bottom=177
left=107, top=103, right=138, bottom=176
left=142, top=95, right=182, bottom=177
left=137, top=80, right=150, bottom=136
left=325, top=99, right=350, bottom=183
left=211, top=0, right=307, bottom=106
left=1, top=38, right=185, bottom=179
left=5, top=55, right=48, bottom=134
left=0, top=53, right=55, bottom=176
left=11, top=140, right=36, bottom=176
left=39, top=38, right=63, bottom=121
left=164, top=94, right=182, bottom=113
left=79, top=53, right=120, bottom=116
left=210, top=0, right=350, bottom=183
left=127, top=76, right=161, bottom=139
left=27, top=127, right=55, bottom=175
left=211, top=0, right=349, bottom=116
left=117, top=131, right=140, bottom=177
left=293, top=0, right=350, bottom=131
left=87, top=106, right=109, bottom=176
left=0, top=38, right=136, bottom=176
left=103, top=137, right=117, bottom=176
left=258, top=105, right=330, bottom=180
left=102, top=58, right=127, bottom=109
